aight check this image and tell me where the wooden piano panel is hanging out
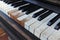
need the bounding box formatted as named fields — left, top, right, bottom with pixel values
left=0, top=28, right=8, bottom=40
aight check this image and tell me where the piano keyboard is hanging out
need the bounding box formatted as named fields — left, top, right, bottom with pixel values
left=0, top=0, right=60, bottom=40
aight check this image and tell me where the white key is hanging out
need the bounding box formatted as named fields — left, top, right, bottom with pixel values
left=0, top=1, right=14, bottom=12
left=0, top=4, right=18, bottom=16
left=25, top=16, right=39, bottom=30
left=10, top=10, right=25, bottom=17
left=24, top=8, right=44, bottom=30
left=48, top=29, right=60, bottom=40
left=0, top=1, right=19, bottom=12
left=34, top=13, right=57, bottom=38
left=40, top=19, right=60, bottom=40
left=17, top=14, right=28, bottom=21
left=29, top=13, right=57, bottom=34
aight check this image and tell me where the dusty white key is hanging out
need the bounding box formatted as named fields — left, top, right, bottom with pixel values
left=34, top=13, right=57, bottom=38
left=40, top=19, right=60, bottom=40
left=29, top=13, right=57, bottom=33
left=48, top=29, right=60, bottom=40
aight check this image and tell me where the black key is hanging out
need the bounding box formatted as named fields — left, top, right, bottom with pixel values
left=3, top=0, right=7, bottom=2
left=25, top=4, right=41, bottom=15
left=19, top=4, right=41, bottom=15
left=18, top=3, right=31, bottom=10
left=4, top=0, right=21, bottom=4
left=21, top=5, right=31, bottom=12
left=8, top=0, right=22, bottom=4
left=4, top=0, right=8, bottom=3
left=21, top=4, right=40, bottom=12
left=11, top=1, right=22, bottom=6
left=12, top=1, right=28, bottom=7
left=6, top=1, right=13, bottom=4
left=47, top=14, right=60, bottom=26
left=38, top=10, right=53, bottom=21
left=18, top=4, right=30, bottom=10
left=32, top=9, right=48, bottom=18
left=54, top=22, right=60, bottom=30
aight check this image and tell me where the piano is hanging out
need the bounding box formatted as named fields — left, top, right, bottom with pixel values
left=0, top=0, right=60, bottom=40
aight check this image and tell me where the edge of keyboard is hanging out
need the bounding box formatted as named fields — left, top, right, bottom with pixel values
left=0, top=10, right=40, bottom=40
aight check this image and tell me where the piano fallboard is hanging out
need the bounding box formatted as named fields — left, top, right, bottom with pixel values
left=24, top=0, right=60, bottom=14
